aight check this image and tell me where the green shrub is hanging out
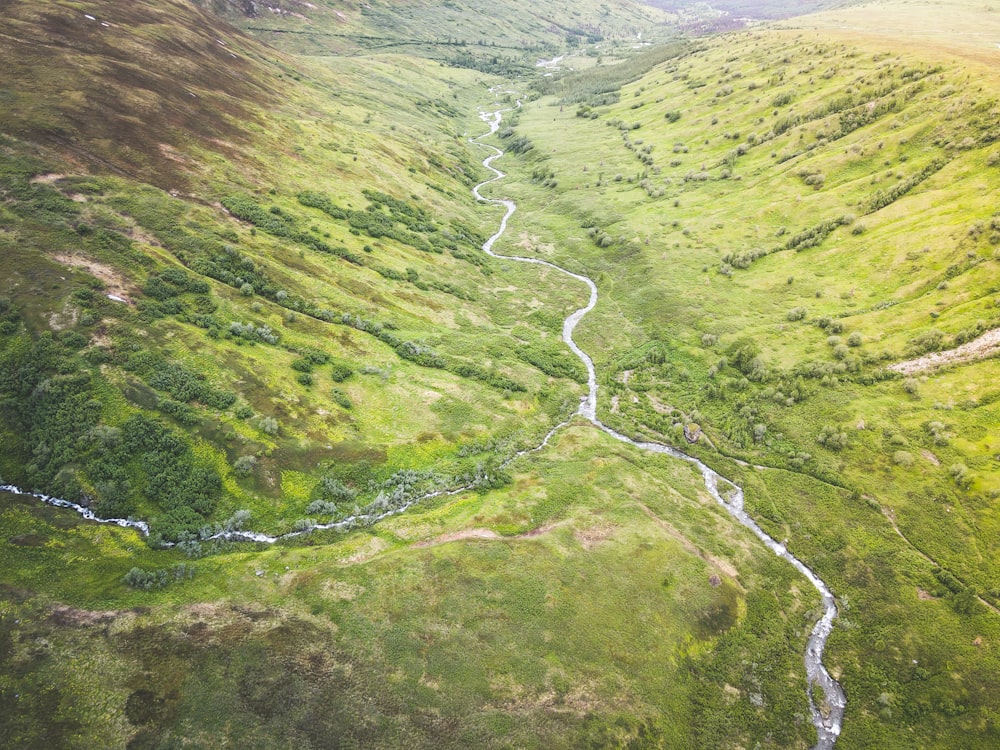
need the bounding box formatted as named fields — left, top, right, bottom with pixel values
left=817, top=424, right=849, bottom=450
left=233, top=455, right=257, bottom=475
left=331, top=388, right=351, bottom=409
left=330, top=363, right=353, bottom=382
left=786, top=307, right=808, bottom=322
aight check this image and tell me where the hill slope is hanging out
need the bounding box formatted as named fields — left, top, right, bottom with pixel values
left=0, top=2, right=824, bottom=749
left=491, top=5, right=1000, bottom=746
left=0, top=0, right=590, bottom=541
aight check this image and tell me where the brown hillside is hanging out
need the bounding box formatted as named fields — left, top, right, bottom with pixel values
left=0, top=0, right=278, bottom=189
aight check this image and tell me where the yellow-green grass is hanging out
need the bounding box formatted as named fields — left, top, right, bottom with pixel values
left=487, top=18, right=1000, bottom=747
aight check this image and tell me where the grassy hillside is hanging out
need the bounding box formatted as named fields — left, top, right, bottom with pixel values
left=0, top=0, right=593, bottom=541
left=487, top=6, right=1000, bottom=746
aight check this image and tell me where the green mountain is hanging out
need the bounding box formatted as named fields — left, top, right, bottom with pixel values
left=1, top=0, right=998, bottom=748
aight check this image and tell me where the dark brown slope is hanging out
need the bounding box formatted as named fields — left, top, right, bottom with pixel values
left=0, top=0, right=279, bottom=189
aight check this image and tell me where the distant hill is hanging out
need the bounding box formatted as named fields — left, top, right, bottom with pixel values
left=644, top=0, right=853, bottom=20
left=193, top=0, right=669, bottom=59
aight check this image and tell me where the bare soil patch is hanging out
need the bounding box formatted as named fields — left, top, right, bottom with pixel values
left=573, top=522, right=616, bottom=550
left=414, top=528, right=501, bottom=547
left=890, top=328, right=1000, bottom=374
left=52, top=253, right=134, bottom=303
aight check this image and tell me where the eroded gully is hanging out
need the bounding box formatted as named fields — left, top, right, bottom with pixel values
left=1, top=95, right=845, bottom=749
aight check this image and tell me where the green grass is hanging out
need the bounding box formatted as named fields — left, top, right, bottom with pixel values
left=488, top=15, right=1000, bottom=747
left=0, top=424, right=820, bottom=748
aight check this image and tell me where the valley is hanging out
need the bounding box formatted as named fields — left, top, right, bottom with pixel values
left=1, top=1, right=998, bottom=748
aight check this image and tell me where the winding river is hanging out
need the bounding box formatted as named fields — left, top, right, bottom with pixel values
left=470, top=96, right=846, bottom=749
left=1, top=94, right=845, bottom=749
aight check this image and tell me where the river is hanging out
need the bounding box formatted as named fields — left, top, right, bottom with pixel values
left=0, top=91, right=846, bottom=750
left=470, top=94, right=846, bottom=749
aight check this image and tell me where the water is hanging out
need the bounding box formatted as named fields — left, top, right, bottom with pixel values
left=469, top=95, right=845, bottom=749
left=0, top=91, right=846, bottom=750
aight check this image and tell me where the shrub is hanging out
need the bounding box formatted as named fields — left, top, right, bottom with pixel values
left=331, top=388, right=352, bottom=409
left=949, top=463, right=971, bottom=488
left=229, top=321, right=279, bottom=345
left=124, top=564, right=194, bottom=589
left=787, top=307, right=808, bottom=322
left=260, top=417, right=279, bottom=435
left=847, top=332, right=863, bottom=347
left=317, top=476, right=356, bottom=504
left=330, top=363, right=353, bottom=382
left=926, top=420, right=949, bottom=445
left=233, top=455, right=257, bottom=475
left=817, top=425, right=849, bottom=450
left=223, top=509, right=252, bottom=531
left=306, top=499, right=338, bottom=516
left=124, top=567, right=158, bottom=590
left=893, top=450, right=914, bottom=466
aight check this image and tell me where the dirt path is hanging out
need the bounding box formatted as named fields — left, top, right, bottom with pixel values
left=413, top=522, right=565, bottom=549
